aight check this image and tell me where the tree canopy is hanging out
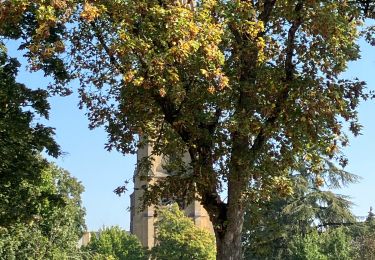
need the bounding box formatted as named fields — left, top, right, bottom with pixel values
left=0, top=41, right=85, bottom=259
left=0, top=162, right=86, bottom=259
left=243, top=162, right=358, bottom=259
left=1, top=1, right=374, bottom=258
left=288, top=228, right=355, bottom=260
left=0, top=43, right=60, bottom=226
left=151, top=204, right=216, bottom=260
left=84, top=226, right=147, bottom=260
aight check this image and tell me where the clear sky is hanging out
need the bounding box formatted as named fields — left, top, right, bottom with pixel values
left=4, top=34, right=375, bottom=231
left=339, top=38, right=375, bottom=218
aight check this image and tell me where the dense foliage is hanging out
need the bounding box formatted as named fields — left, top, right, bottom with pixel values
left=84, top=226, right=147, bottom=260
left=151, top=204, right=216, bottom=260
left=0, top=43, right=85, bottom=259
left=1, top=1, right=374, bottom=258
left=288, top=228, right=355, bottom=260
left=346, top=208, right=375, bottom=260
left=243, top=163, right=358, bottom=259
left=0, top=44, right=60, bottom=226
left=0, top=163, right=86, bottom=259
left=287, top=216, right=375, bottom=260
left=244, top=206, right=375, bottom=260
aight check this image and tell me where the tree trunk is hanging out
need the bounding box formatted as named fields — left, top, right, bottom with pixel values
left=211, top=129, right=248, bottom=260
left=193, top=133, right=248, bottom=259
left=214, top=206, right=244, bottom=260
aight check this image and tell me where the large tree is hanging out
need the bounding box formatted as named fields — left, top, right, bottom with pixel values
left=0, top=41, right=85, bottom=259
left=1, top=1, right=374, bottom=258
left=0, top=43, right=60, bottom=226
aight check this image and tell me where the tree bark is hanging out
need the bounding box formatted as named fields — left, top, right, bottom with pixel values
left=215, top=206, right=245, bottom=260
left=196, top=146, right=246, bottom=260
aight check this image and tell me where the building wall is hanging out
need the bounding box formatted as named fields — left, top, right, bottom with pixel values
left=77, top=232, right=91, bottom=248
left=130, top=143, right=214, bottom=248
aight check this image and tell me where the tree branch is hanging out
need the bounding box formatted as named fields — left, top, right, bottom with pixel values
left=258, top=0, right=277, bottom=28
left=249, top=1, right=303, bottom=155
left=90, top=21, right=125, bottom=74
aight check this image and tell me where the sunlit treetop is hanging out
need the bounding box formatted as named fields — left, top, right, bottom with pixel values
left=0, top=0, right=372, bottom=199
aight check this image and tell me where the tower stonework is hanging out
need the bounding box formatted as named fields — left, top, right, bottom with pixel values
left=130, top=143, right=213, bottom=248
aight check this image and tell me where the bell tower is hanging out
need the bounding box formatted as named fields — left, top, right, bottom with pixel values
left=130, top=143, right=213, bottom=248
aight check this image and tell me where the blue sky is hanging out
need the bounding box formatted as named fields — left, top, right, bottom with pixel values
left=339, top=38, right=375, bottom=218
left=4, top=35, right=375, bottom=231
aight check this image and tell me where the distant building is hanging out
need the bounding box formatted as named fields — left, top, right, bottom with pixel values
left=130, top=143, right=214, bottom=248
left=77, top=231, right=92, bottom=248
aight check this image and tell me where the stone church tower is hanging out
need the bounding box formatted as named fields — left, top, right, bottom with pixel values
left=130, top=143, right=213, bottom=248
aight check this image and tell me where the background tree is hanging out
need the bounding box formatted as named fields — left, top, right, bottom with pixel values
left=0, top=162, right=86, bottom=259
left=151, top=203, right=216, bottom=260
left=288, top=228, right=356, bottom=260
left=243, top=161, right=358, bottom=259
left=1, top=1, right=374, bottom=258
left=84, top=226, right=147, bottom=260
left=0, top=43, right=60, bottom=226
left=0, top=45, right=85, bottom=258
left=347, top=207, right=375, bottom=260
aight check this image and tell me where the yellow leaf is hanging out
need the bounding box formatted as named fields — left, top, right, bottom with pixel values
left=159, top=88, right=166, bottom=97
left=133, top=77, right=144, bottom=86
left=80, top=3, right=101, bottom=22
left=207, top=86, right=215, bottom=94
left=200, top=69, right=209, bottom=77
